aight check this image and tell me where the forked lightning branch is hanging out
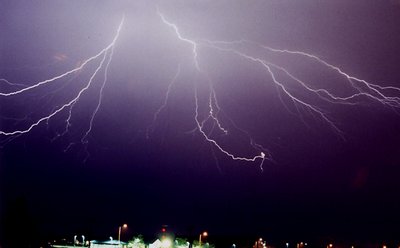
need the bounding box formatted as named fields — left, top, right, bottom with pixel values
left=1, top=9, right=400, bottom=170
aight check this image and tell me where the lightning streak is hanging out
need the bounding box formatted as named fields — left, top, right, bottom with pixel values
left=147, top=63, right=181, bottom=138
left=156, top=9, right=200, bottom=71
left=81, top=38, right=119, bottom=145
left=194, top=86, right=266, bottom=162
left=0, top=17, right=125, bottom=142
left=0, top=52, right=108, bottom=136
left=207, top=89, right=228, bottom=135
left=261, top=44, right=400, bottom=107
left=158, top=10, right=267, bottom=168
left=205, top=39, right=400, bottom=108
left=0, top=78, right=27, bottom=88
left=155, top=10, right=400, bottom=169
left=200, top=39, right=400, bottom=129
left=2, top=8, right=400, bottom=170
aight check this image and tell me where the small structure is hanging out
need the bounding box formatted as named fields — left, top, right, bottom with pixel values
left=149, top=239, right=162, bottom=248
left=90, top=240, right=128, bottom=248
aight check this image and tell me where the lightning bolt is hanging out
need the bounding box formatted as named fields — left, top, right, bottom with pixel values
left=147, top=63, right=182, bottom=139
left=0, top=78, right=28, bottom=88
left=0, top=16, right=125, bottom=153
left=2, top=7, right=400, bottom=171
left=204, top=39, right=400, bottom=108
left=155, top=9, right=400, bottom=170
left=157, top=9, right=200, bottom=71
left=157, top=9, right=267, bottom=169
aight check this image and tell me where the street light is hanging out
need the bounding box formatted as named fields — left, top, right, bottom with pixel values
left=256, top=238, right=262, bottom=248
left=199, top=231, right=208, bottom=247
left=118, top=224, right=128, bottom=243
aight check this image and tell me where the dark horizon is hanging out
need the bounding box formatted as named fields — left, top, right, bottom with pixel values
left=1, top=1, right=400, bottom=247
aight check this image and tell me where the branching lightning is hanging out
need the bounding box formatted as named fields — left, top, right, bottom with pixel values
left=153, top=9, right=400, bottom=170
left=1, top=7, right=400, bottom=170
left=0, top=16, right=125, bottom=153
left=156, top=9, right=267, bottom=169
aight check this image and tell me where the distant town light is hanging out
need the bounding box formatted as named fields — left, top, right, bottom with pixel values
left=162, top=238, right=172, bottom=248
left=199, top=231, right=208, bottom=246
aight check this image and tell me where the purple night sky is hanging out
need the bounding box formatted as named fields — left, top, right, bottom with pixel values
left=1, top=0, right=400, bottom=247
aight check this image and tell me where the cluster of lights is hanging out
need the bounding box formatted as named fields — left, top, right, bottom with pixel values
left=73, top=234, right=86, bottom=246
left=254, top=238, right=267, bottom=248
left=63, top=231, right=400, bottom=248
left=297, top=242, right=307, bottom=247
